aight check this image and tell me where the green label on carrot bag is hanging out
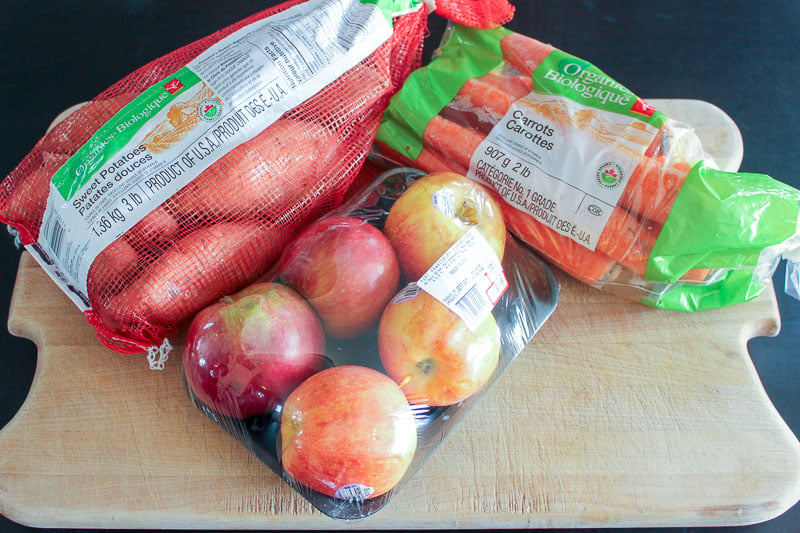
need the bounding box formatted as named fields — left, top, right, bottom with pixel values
left=533, top=50, right=667, bottom=129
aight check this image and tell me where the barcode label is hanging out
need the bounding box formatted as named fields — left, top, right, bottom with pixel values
left=43, top=210, right=67, bottom=260
left=417, top=228, right=508, bottom=331
left=392, top=282, right=422, bottom=304
left=334, top=483, right=375, bottom=501
left=455, top=285, right=484, bottom=324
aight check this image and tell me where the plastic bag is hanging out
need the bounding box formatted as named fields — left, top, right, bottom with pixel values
left=0, top=0, right=515, bottom=360
left=374, top=24, right=800, bottom=311
left=181, top=167, right=559, bottom=519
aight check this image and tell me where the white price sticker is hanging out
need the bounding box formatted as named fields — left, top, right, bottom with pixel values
left=417, top=228, right=508, bottom=331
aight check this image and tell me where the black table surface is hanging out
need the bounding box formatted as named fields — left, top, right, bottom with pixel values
left=1, top=1, right=798, bottom=532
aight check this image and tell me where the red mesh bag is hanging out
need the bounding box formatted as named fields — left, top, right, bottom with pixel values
left=0, top=0, right=514, bottom=361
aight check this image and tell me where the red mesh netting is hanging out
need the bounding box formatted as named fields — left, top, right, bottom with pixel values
left=0, top=0, right=511, bottom=354
left=431, top=0, right=515, bottom=28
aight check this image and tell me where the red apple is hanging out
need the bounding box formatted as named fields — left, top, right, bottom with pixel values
left=384, top=172, right=506, bottom=281
left=183, top=282, right=327, bottom=419
left=281, top=365, right=417, bottom=500
left=277, top=216, right=400, bottom=339
left=378, top=286, right=501, bottom=406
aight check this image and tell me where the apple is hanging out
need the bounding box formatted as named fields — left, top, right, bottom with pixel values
left=281, top=365, right=417, bottom=500
left=183, top=282, right=327, bottom=419
left=277, top=216, right=400, bottom=339
left=384, top=172, right=506, bottom=281
left=378, top=285, right=501, bottom=406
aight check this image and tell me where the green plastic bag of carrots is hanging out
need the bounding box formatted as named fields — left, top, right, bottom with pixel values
left=374, top=24, right=800, bottom=311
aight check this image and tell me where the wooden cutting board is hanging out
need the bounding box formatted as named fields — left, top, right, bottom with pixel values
left=1, top=100, right=799, bottom=529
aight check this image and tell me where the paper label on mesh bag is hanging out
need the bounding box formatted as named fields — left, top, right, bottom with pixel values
left=417, top=228, right=507, bottom=330
left=32, top=0, right=411, bottom=309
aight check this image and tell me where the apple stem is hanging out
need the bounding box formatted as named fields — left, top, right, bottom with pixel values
left=416, top=358, right=434, bottom=375
left=456, top=199, right=479, bottom=226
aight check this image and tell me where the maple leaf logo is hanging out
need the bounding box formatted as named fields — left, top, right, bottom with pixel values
left=164, top=78, right=184, bottom=94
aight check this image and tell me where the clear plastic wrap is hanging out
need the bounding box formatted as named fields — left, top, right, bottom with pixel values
left=374, top=24, right=800, bottom=311
left=182, top=167, right=559, bottom=519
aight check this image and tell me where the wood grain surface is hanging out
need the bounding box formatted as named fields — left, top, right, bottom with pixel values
left=2, top=252, right=799, bottom=529
left=1, top=100, right=799, bottom=528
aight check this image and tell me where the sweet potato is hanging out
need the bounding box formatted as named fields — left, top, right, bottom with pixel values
left=168, top=119, right=334, bottom=222
left=91, top=222, right=292, bottom=348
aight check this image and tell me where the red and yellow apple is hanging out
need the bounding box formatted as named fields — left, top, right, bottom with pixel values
left=183, top=282, right=327, bottom=419
left=384, top=172, right=506, bottom=281
left=280, top=365, right=417, bottom=500
left=378, top=286, right=501, bottom=406
left=278, top=216, right=400, bottom=339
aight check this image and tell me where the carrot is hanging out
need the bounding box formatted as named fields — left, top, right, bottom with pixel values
left=490, top=189, right=615, bottom=284
left=422, top=115, right=485, bottom=170
left=375, top=142, right=468, bottom=176
left=499, top=32, right=555, bottom=77
left=451, top=77, right=517, bottom=121
left=618, top=153, right=691, bottom=226
left=597, top=207, right=657, bottom=278
left=481, top=71, right=533, bottom=100
left=94, top=222, right=292, bottom=344
left=442, top=71, right=533, bottom=134
left=420, top=115, right=676, bottom=279
left=168, top=119, right=334, bottom=222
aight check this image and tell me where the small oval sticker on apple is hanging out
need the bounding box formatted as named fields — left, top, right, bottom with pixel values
left=335, top=483, right=376, bottom=501
left=431, top=188, right=456, bottom=218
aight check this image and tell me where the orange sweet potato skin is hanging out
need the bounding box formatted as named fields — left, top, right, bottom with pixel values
left=89, top=222, right=292, bottom=350
left=167, top=119, right=334, bottom=222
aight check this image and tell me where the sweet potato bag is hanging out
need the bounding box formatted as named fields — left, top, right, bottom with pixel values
left=374, top=24, right=800, bottom=311
left=0, top=0, right=515, bottom=363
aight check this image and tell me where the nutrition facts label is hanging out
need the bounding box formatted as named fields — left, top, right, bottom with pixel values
left=35, top=0, right=400, bottom=307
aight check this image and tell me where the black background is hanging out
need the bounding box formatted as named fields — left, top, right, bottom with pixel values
left=1, top=1, right=798, bottom=532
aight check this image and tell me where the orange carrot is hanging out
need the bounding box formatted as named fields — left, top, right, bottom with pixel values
left=491, top=189, right=615, bottom=284
left=481, top=71, right=533, bottom=100
left=375, top=142, right=468, bottom=176
left=421, top=115, right=672, bottom=279
left=597, top=207, right=657, bottom=278
left=451, top=77, right=517, bottom=121
left=499, top=32, right=555, bottom=77
left=422, top=115, right=485, bottom=170
left=618, top=153, right=691, bottom=226
left=443, top=72, right=533, bottom=134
